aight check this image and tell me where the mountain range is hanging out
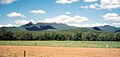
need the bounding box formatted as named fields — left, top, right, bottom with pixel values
left=0, top=22, right=74, bottom=31
left=0, top=22, right=120, bottom=33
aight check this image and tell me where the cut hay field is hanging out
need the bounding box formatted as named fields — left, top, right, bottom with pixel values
left=0, top=41, right=120, bottom=48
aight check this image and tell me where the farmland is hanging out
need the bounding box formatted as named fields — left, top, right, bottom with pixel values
left=0, top=46, right=120, bottom=57
left=0, top=41, right=120, bottom=48
left=0, top=41, right=120, bottom=57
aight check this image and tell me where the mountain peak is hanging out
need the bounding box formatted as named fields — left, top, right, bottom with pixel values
left=37, top=22, right=66, bottom=25
left=104, top=25, right=111, bottom=27
left=25, top=22, right=33, bottom=26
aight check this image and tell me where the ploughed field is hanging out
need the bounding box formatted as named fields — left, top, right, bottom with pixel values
left=0, top=41, right=120, bottom=57
left=0, top=46, right=120, bottom=57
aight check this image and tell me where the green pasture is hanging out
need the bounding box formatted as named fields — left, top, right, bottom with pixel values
left=0, top=41, right=120, bottom=48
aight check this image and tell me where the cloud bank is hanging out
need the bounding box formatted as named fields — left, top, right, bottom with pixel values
left=0, top=24, right=16, bottom=27
left=38, top=15, right=89, bottom=24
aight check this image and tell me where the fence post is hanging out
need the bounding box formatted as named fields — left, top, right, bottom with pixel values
left=24, top=50, right=26, bottom=57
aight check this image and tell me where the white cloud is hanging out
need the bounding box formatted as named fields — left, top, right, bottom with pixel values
left=38, top=15, right=89, bottom=24
left=65, top=12, right=71, bottom=15
left=100, top=0, right=120, bottom=9
left=113, top=23, right=120, bottom=25
left=102, top=13, right=120, bottom=22
left=56, top=0, right=79, bottom=4
left=68, top=23, right=109, bottom=27
left=0, top=24, right=16, bottom=27
left=0, top=0, right=17, bottom=4
left=15, top=19, right=35, bottom=25
left=29, top=10, right=46, bottom=14
left=112, top=23, right=120, bottom=27
left=81, top=0, right=120, bottom=9
left=89, top=4, right=97, bottom=9
left=7, top=12, right=26, bottom=18
left=84, top=0, right=97, bottom=3
left=80, top=4, right=99, bottom=9
left=80, top=6, right=89, bottom=9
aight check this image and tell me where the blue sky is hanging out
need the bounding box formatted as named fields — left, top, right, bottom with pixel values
left=0, top=0, right=120, bottom=27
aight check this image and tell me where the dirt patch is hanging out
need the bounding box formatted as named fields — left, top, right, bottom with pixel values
left=0, top=46, right=120, bottom=57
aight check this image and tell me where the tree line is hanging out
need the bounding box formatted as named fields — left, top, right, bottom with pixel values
left=0, top=29, right=120, bottom=41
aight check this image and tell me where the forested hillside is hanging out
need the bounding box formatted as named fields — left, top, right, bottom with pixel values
left=0, top=28, right=120, bottom=41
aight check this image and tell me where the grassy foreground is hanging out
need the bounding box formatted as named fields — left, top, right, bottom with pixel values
left=0, top=41, right=120, bottom=48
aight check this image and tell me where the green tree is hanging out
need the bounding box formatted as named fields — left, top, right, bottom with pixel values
left=0, top=29, right=14, bottom=40
left=82, top=32, right=95, bottom=41
left=72, top=32, right=82, bottom=41
left=115, top=32, right=120, bottom=41
left=13, top=31, right=33, bottom=40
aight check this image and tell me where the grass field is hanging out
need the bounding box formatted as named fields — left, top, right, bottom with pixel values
left=0, top=41, right=120, bottom=48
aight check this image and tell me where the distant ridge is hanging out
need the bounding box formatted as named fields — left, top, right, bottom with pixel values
left=92, top=25, right=120, bottom=32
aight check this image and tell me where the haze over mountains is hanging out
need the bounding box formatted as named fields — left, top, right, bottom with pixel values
left=0, top=22, right=120, bottom=33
